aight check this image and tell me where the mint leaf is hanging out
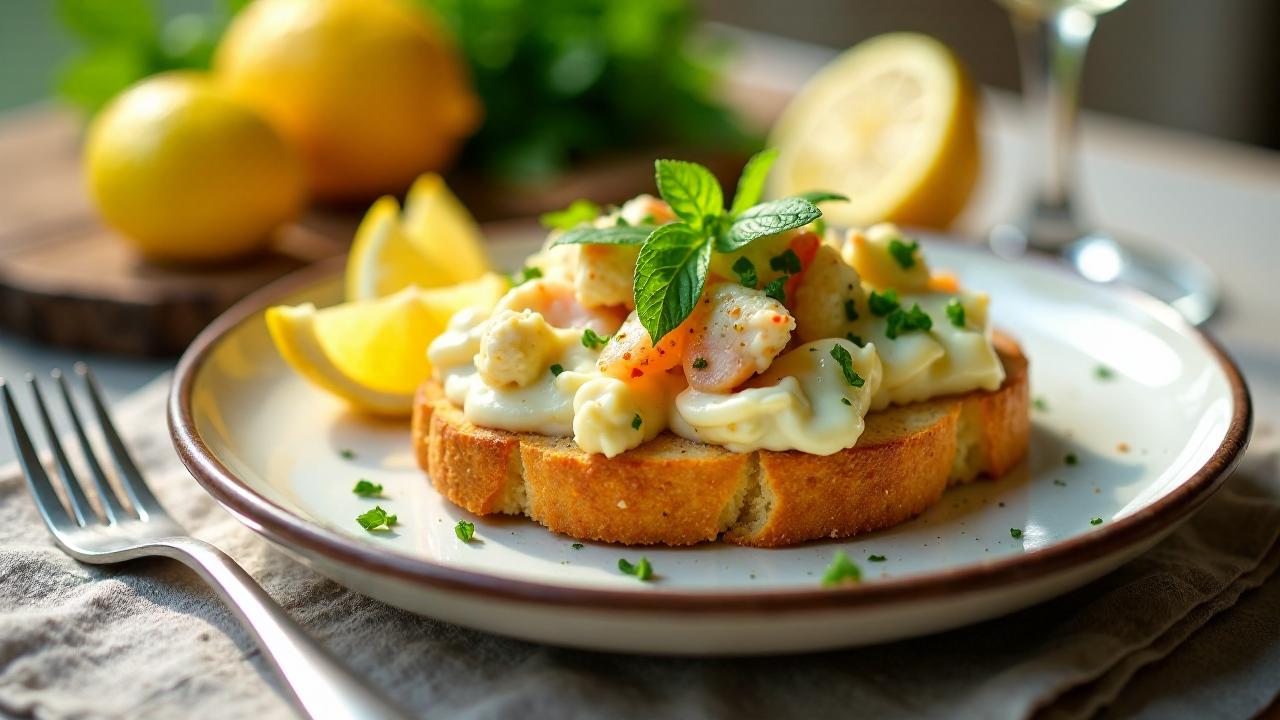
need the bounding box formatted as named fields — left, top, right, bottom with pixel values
left=729, top=148, right=779, bottom=216
left=540, top=199, right=600, bottom=230
left=731, top=256, right=757, bottom=288
left=357, top=506, right=396, bottom=531
left=797, top=190, right=850, bottom=204
left=551, top=225, right=652, bottom=247
left=633, top=223, right=712, bottom=343
left=655, top=160, right=723, bottom=229
left=352, top=480, right=383, bottom=498
left=455, top=520, right=475, bottom=542
left=718, top=197, right=821, bottom=252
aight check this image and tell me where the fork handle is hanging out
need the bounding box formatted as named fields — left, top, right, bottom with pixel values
left=154, top=537, right=412, bottom=720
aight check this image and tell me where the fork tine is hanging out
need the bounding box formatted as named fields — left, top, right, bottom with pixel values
left=76, top=364, right=164, bottom=520
left=54, top=369, right=130, bottom=523
left=1, top=380, right=74, bottom=531
left=29, top=375, right=96, bottom=526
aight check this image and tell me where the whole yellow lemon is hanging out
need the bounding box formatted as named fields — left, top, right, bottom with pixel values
left=85, top=71, right=305, bottom=263
left=214, top=0, right=481, bottom=200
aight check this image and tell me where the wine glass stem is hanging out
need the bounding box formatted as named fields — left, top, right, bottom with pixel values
left=1010, top=7, right=1098, bottom=250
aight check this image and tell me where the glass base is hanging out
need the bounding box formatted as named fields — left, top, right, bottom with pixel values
left=989, top=224, right=1220, bottom=325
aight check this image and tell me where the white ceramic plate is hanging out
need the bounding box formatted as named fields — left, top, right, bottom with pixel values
left=169, top=227, right=1250, bottom=655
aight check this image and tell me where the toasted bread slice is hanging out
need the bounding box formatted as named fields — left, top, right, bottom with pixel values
left=413, top=334, right=1028, bottom=547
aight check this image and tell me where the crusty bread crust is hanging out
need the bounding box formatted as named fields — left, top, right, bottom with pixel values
left=413, top=335, right=1029, bottom=547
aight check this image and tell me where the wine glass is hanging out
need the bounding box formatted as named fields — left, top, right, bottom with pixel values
left=990, top=0, right=1219, bottom=324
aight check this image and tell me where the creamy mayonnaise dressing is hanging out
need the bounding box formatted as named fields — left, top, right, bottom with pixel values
left=426, top=218, right=1006, bottom=458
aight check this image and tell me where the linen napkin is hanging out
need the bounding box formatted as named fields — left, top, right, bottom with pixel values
left=0, top=375, right=1275, bottom=720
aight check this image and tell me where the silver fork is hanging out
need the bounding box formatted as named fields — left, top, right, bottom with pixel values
left=1, top=365, right=411, bottom=720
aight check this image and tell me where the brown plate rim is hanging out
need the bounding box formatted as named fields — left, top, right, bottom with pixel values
left=168, top=236, right=1253, bottom=614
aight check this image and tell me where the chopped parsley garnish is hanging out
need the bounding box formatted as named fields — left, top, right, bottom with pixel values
left=1033, top=396, right=1049, bottom=412
left=829, top=344, right=866, bottom=388
left=339, top=449, right=356, bottom=460
left=581, top=328, right=610, bottom=349
left=868, top=554, right=887, bottom=562
left=945, top=298, right=966, bottom=328
left=1090, top=517, right=1103, bottom=526
left=571, top=543, right=584, bottom=550
left=846, top=333, right=865, bottom=347
left=691, top=357, right=708, bottom=369
left=762, top=276, right=787, bottom=303
left=509, top=266, right=543, bottom=287
left=868, top=289, right=900, bottom=317
left=844, top=298, right=859, bottom=321
left=454, top=520, right=475, bottom=541
left=731, top=256, right=758, bottom=288
left=1010, top=528, right=1023, bottom=539
left=840, top=397, right=852, bottom=406
left=631, top=413, right=643, bottom=430
left=885, top=304, right=932, bottom=340
left=618, top=557, right=653, bottom=581
left=769, top=248, right=802, bottom=275
left=550, top=363, right=565, bottom=377
left=1094, top=365, right=1115, bottom=380
left=352, top=480, right=383, bottom=498
left=357, top=506, right=397, bottom=531
left=1065, top=452, right=1079, bottom=466
left=888, top=238, right=919, bottom=269
left=1053, top=478, right=1067, bottom=487
left=821, top=550, right=861, bottom=586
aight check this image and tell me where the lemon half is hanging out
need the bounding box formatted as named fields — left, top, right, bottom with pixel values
left=768, top=33, right=980, bottom=230
left=267, top=277, right=506, bottom=415
left=345, top=173, right=492, bottom=301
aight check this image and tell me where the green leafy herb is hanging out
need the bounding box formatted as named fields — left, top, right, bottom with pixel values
left=731, top=256, right=758, bottom=288
left=868, top=554, right=886, bottom=562
left=719, top=197, right=821, bottom=252
left=821, top=550, right=861, bottom=586
left=455, top=520, right=475, bottom=542
left=769, top=248, right=802, bottom=275
left=888, top=238, right=920, bottom=269
left=946, top=298, right=966, bottom=328
left=840, top=397, right=852, bottom=406
left=691, top=357, right=708, bottom=369
left=549, top=363, right=565, bottom=377
left=634, top=223, right=713, bottom=343
left=1095, top=365, right=1116, bottom=380
left=762, top=276, right=787, bottom=303
left=1065, top=452, right=1079, bottom=466
left=1033, top=396, right=1049, bottom=412
left=829, top=345, right=866, bottom=388
left=357, top=506, right=397, bottom=531
left=631, top=413, right=643, bottom=430
left=352, top=480, right=383, bottom=498
left=797, top=190, right=851, bottom=204
left=844, top=299, right=859, bottom=321
left=550, top=224, right=652, bottom=247
left=339, top=449, right=356, bottom=460
left=571, top=543, right=584, bottom=550
left=1010, top=528, right=1023, bottom=539
left=846, top=333, right=865, bottom=347
left=868, top=289, right=900, bottom=317
left=509, top=266, right=543, bottom=286
left=885, top=304, right=933, bottom=340
left=655, top=159, right=723, bottom=229
left=1053, top=478, right=1067, bottom=486
left=729, top=148, right=779, bottom=215
left=540, top=199, right=601, bottom=230
left=581, top=328, right=610, bottom=349
left=618, top=557, right=653, bottom=581
left=1090, top=517, right=1103, bottom=526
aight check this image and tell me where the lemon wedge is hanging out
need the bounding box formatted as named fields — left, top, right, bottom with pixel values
left=267, top=276, right=507, bottom=415
left=768, top=33, right=980, bottom=230
left=345, top=173, right=492, bottom=301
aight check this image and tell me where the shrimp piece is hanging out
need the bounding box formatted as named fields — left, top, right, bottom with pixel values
left=598, top=311, right=689, bottom=380
left=494, top=278, right=626, bottom=335
left=683, top=283, right=795, bottom=392
left=781, top=231, right=821, bottom=305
